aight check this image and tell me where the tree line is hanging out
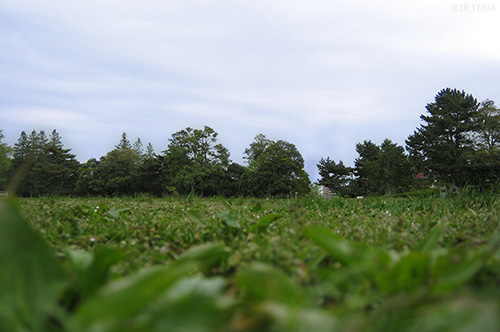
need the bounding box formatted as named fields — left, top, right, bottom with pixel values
left=318, top=88, right=500, bottom=196
left=0, top=127, right=311, bottom=197
left=1, top=88, right=499, bottom=198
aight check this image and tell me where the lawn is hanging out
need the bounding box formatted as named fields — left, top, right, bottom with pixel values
left=1, top=192, right=500, bottom=331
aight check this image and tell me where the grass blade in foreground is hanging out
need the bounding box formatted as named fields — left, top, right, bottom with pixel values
left=0, top=196, right=68, bottom=331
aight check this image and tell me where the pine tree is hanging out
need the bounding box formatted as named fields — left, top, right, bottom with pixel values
left=406, top=88, right=479, bottom=186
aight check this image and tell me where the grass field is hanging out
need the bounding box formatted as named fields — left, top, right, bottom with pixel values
left=1, top=192, right=500, bottom=331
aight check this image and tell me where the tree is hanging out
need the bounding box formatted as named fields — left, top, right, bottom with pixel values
left=136, top=144, right=165, bottom=196
left=101, top=133, right=142, bottom=195
left=75, top=133, right=143, bottom=196
left=219, top=162, right=246, bottom=197
left=406, top=88, right=479, bottom=186
left=75, top=158, right=106, bottom=196
left=317, top=158, right=353, bottom=196
left=31, top=130, right=80, bottom=196
left=10, top=130, right=79, bottom=196
left=475, top=99, right=500, bottom=152
left=375, top=139, right=412, bottom=194
left=11, top=130, right=51, bottom=196
left=241, top=135, right=311, bottom=197
left=162, top=126, right=231, bottom=196
left=350, top=139, right=412, bottom=196
left=352, top=140, right=380, bottom=195
left=0, top=130, right=12, bottom=190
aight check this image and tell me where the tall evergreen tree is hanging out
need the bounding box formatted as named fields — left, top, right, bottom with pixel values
left=317, top=158, right=353, bottom=196
left=95, top=133, right=142, bottom=195
left=11, top=130, right=79, bottom=196
left=31, top=130, right=80, bottom=196
left=352, top=140, right=380, bottom=195
left=375, top=139, right=412, bottom=194
left=406, top=88, right=479, bottom=186
left=136, top=143, right=165, bottom=196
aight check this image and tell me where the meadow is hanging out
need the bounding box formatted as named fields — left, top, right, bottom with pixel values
left=1, top=191, right=500, bottom=331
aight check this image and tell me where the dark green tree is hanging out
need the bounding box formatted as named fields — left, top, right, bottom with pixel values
left=474, top=99, right=500, bottom=152
left=352, top=140, right=380, bottom=196
left=101, top=133, right=141, bottom=195
left=351, top=139, right=411, bottom=196
left=76, top=133, right=143, bottom=196
left=75, top=158, right=106, bottom=196
left=136, top=144, right=165, bottom=196
left=0, top=130, right=12, bottom=190
left=10, top=130, right=79, bottom=196
left=219, top=162, right=246, bottom=197
left=241, top=135, right=311, bottom=197
left=406, top=88, right=479, bottom=186
left=11, top=130, right=50, bottom=196
left=30, top=130, right=80, bottom=196
left=317, top=158, right=353, bottom=196
left=162, top=126, right=231, bottom=196
left=375, top=139, right=412, bottom=194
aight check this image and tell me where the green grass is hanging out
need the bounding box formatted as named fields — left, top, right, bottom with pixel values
left=1, top=193, right=500, bottom=331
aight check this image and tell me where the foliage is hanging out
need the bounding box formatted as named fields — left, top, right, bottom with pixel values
left=162, top=126, right=233, bottom=196
left=0, top=130, right=12, bottom=190
left=324, top=139, right=412, bottom=196
left=242, top=134, right=311, bottom=197
left=406, top=88, right=480, bottom=186
left=1, top=193, right=500, bottom=331
left=317, top=158, right=353, bottom=196
left=11, top=130, right=79, bottom=196
left=475, top=99, right=500, bottom=151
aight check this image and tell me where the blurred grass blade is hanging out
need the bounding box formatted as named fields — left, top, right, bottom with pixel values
left=186, top=210, right=207, bottom=227
left=413, top=224, right=446, bottom=252
left=216, top=210, right=241, bottom=229
left=72, top=264, right=195, bottom=331
left=236, top=262, right=303, bottom=306
left=142, top=276, right=230, bottom=332
left=304, top=227, right=368, bottom=265
left=66, top=247, right=127, bottom=301
left=175, top=242, right=228, bottom=272
left=377, top=252, right=430, bottom=294
left=0, top=196, right=67, bottom=331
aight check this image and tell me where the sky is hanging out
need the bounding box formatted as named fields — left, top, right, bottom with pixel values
left=1, top=0, right=500, bottom=181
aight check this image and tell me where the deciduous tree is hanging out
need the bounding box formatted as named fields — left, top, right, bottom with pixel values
left=241, top=135, right=311, bottom=197
left=162, top=126, right=231, bottom=196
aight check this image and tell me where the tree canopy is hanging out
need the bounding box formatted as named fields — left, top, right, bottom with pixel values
left=2, top=88, right=499, bottom=197
left=241, top=135, right=311, bottom=197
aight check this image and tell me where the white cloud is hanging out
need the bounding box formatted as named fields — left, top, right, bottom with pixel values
left=1, top=0, right=500, bottom=178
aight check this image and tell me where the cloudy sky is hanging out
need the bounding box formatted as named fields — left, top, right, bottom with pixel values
left=1, top=1, right=499, bottom=180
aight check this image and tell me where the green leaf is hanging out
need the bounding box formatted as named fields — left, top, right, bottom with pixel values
left=141, top=276, right=230, bottom=332
left=255, top=213, right=282, bottom=232
left=72, top=243, right=227, bottom=331
left=72, top=264, right=195, bottom=331
left=236, top=262, right=303, bottom=306
left=186, top=210, right=206, bottom=227
left=0, top=196, right=67, bottom=331
left=175, top=243, right=228, bottom=272
left=413, top=224, right=446, bottom=252
left=377, top=252, right=431, bottom=294
left=304, top=227, right=369, bottom=265
left=216, top=210, right=240, bottom=229
left=66, top=247, right=127, bottom=300
left=107, top=209, right=120, bottom=219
